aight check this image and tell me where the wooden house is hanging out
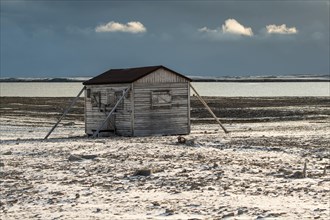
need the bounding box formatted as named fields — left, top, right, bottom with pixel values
left=82, top=65, right=192, bottom=137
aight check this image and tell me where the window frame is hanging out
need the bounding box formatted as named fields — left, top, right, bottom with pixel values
left=91, top=91, right=101, bottom=108
left=151, top=90, right=172, bottom=109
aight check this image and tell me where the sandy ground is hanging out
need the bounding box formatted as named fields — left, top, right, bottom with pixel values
left=0, top=97, right=329, bottom=219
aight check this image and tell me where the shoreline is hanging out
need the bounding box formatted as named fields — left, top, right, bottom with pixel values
left=1, top=96, right=329, bottom=123
left=1, top=76, right=329, bottom=83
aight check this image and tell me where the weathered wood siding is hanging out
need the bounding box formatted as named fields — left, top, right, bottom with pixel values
left=85, top=84, right=132, bottom=136
left=135, top=68, right=189, bottom=83
left=133, top=82, right=190, bottom=136
left=115, top=87, right=133, bottom=136
left=84, top=68, right=190, bottom=137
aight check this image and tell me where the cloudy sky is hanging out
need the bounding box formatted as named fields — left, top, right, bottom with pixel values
left=1, top=0, right=329, bottom=77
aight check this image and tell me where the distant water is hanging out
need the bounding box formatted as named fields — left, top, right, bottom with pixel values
left=0, top=82, right=83, bottom=97
left=192, top=82, right=329, bottom=97
left=0, top=82, right=329, bottom=97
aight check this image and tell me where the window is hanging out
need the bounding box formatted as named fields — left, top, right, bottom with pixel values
left=151, top=90, right=172, bottom=109
left=114, top=90, right=124, bottom=109
left=86, top=89, right=91, bottom=98
left=106, top=90, right=116, bottom=107
left=91, top=92, right=101, bottom=108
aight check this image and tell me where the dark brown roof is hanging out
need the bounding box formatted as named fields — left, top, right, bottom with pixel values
left=83, top=65, right=191, bottom=85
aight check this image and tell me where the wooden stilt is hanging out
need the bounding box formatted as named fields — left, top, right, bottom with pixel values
left=93, top=87, right=130, bottom=138
left=44, top=86, right=86, bottom=139
left=189, top=83, right=229, bottom=133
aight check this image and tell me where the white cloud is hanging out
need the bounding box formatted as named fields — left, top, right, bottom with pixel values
left=266, top=24, right=298, bottom=34
left=198, top=18, right=253, bottom=39
left=95, top=21, right=146, bottom=33
left=222, top=19, right=253, bottom=36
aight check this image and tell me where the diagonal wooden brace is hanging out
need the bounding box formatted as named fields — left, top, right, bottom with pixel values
left=189, top=83, right=229, bottom=133
left=92, top=87, right=130, bottom=138
left=44, top=86, right=86, bottom=139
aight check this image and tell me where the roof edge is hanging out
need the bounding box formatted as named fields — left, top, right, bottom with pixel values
left=83, top=65, right=192, bottom=85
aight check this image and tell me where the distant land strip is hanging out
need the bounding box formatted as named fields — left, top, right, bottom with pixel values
left=0, top=77, right=329, bottom=83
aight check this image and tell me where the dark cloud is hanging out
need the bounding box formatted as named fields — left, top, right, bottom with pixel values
left=0, top=0, right=329, bottom=77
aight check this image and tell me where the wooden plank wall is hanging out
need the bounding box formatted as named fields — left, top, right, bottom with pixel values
left=84, top=68, right=191, bottom=137
left=133, top=82, right=190, bottom=136
left=85, top=84, right=132, bottom=136
left=115, top=88, right=133, bottom=136
left=135, top=68, right=189, bottom=83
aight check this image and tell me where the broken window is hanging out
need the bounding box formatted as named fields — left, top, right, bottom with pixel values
left=91, top=92, right=101, bottom=108
left=106, top=90, right=116, bottom=108
left=151, top=90, right=172, bottom=109
left=86, top=89, right=91, bottom=98
left=115, top=90, right=125, bottom=110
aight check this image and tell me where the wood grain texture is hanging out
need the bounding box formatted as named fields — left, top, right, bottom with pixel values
left=84, top=84, right=132, bottom=135
left=84, top=71, right=191, bottom=137
left=135, top=68, right=189, bottom=83
left=132, top=82, right=190, bottom=136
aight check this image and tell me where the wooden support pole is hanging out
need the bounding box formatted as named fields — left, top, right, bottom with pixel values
left=189, top=83, right=229, bottom=133
left=93, top=87, right=130, bottom=138
left=44, top=86, right=86, bottom=139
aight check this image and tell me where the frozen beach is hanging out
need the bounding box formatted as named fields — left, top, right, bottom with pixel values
left=0, top=96, right=329, bottom=219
